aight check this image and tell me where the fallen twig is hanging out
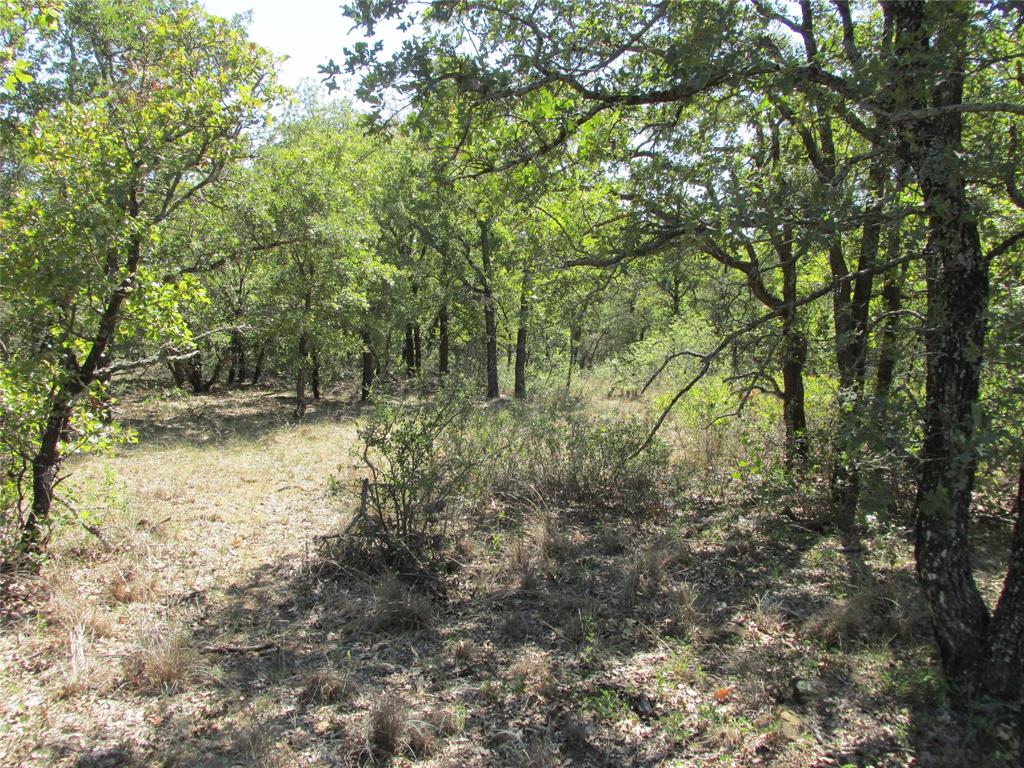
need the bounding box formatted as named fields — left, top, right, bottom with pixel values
left=202, top=641, right=278, bottom=654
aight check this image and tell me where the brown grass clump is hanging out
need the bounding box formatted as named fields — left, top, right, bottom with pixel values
left=298, top=666, right=356, bottom=707
left=451, top=638, right=480, bottom=667
left=366, top=695, right=408, bottom=756
left=57, top=622, right=114, bottom=698
left=509, top=537, right=531, bottom=571
left=123, top=623, right=201, bottom=692
left=370, top=577, right=433, bottom=632
left=500, top=609, right=531, bottom=641
left=105, top=564, right=158, bottom=604
left=425, top=706, right=465, bottom=737
left=533, top=518, right=573, bottom=562
left=517, top=730, right=560, bottom=768
left=620, top=544, right=672, bottom=606
left=665, top=583, right=702, bottom=638
left=802, top=579, right=929, bottom=647
left=44, top=573, right=118, bottom=638
left=509, top=651, right=557, bottom=698
left=406, top=719, right=438, bottom=758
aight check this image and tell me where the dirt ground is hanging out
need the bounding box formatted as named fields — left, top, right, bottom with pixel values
left=0, top=387, right=1019, bottom=767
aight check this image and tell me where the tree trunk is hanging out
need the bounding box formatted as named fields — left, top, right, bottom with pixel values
left=227, top=332, right=247, bottom=386
left=770, top=225, right=811, bottom=473
left=23, top=403, right=71, bottom=552
left=514, top=269, right=531, bottom=399
left=295, top=332, right=309, bottom=418
left=567, top=323, right=582, bottom=390
left=892, top=0, right=993, bottom=696
left=360, top=331, right=375, bottom=402
left=22, top=231, right=142, bottom=552
left=404, top=323, right=416, bottom=376
left=980, top=465, right=1024, bottom=701
left=480, top=220, right=499, bottom=399
left=438, top=302, right=449, bottom=376
left=250, top=345, right=265, bottom=386
left=413, top=324, right=422, bottom=373
left=873, top=256, right=908, bottom=412
left=311, top=349, right=321, bottom=401
left=569, top=324, right=582, bottom=370
left=203, top=354, right=225, bottom=393
left=167, top=350, right=188, bottom=389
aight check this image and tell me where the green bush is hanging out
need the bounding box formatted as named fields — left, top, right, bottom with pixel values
left=349, top=383, right=476, bottom=573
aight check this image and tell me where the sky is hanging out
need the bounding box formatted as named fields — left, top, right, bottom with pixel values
left=200, top=0, right=404, bottom=99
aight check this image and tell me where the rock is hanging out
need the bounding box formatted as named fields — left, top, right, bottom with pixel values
left=792, top=676, right=827, bottom=703
left=778, top=709, right=803, bottom=741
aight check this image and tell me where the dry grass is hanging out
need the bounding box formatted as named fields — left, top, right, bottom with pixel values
left=122, top=621, right=201, bottom=692
left=298, top=665, right=356, bottom=707
left=424, top=706, right=465, bottom=738
left=450, top=637, right=480, bottom=666
left=517, top=729, right=560, bottom=768
left=532, top=517, right=573, bottom=562
left=366, top=695, right=408, bottom=757
left=802, top=579, right=930, bottom=647
left=44, top=572, right=118, bottom=639
left=4, top=388, right=1017, bottom=768
left=369, top=577, right=434, bottom=632
left=104, top=564, right=158, bottom=604
left=508, top=650, right=557, bottom=698
left=664, top=582, right=701, bottom=638
left=406, top=718, right=439, bottom=758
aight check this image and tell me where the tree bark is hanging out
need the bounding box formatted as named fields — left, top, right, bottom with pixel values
left=780, top=235, right=808, bottom=469
left=981, top=465, right=1024, bottom=701
left=480, top=220, right=499, bottom=399
left=873, top=255, right=908, bottom=412
left=23, top=401, right=71, bottom=552
left=360, top=331, right=375, bottom=402
left=295, top=332, right=309, bottom=418
left=892, top=0, right=992, bottom=695
left=404, top=323, right=416, bottom=376
left=311, top=349, right=321, bottom=401
left=250, top=345, right=265, bottom=386
left=514, top=268, right=531, bottom=399
left=413, top=323, right=422, bottom=373
left=438, top=302, right=449, bottom=376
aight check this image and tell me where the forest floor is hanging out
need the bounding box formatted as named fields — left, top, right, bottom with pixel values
left=0, top=385, right=1019, bottom=767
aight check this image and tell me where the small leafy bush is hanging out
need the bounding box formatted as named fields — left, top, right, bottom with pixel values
left=350, top=383, right=475, bottom=573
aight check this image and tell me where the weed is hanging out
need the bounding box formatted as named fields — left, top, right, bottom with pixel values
left=657, top=641, right=706, bottom=687
left=586, top=687, right=636, bottom=723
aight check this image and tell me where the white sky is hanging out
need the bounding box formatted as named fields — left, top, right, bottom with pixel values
left=200, top=0, right=405, bottom=100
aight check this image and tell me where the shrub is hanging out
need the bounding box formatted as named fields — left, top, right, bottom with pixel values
left=470, top=401, right=672, bottom=518
left=350, top=383, right=476, bottom=573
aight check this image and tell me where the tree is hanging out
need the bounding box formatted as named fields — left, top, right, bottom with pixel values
left=338, top=0, right=1024, bottom=703
left=0, top=0, right=278, bottom=554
